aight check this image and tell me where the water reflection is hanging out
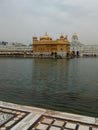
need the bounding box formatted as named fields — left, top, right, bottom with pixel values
left=31, top=59, right=69, bottom=104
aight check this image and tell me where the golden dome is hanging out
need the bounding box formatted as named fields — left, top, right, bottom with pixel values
left=42, top=35, right=49, bottom=39
left=33, top=36, right=37, bottom=38
left=72, top=33, right=78, bottom=37
left=40, top=33, right=52, bottom=40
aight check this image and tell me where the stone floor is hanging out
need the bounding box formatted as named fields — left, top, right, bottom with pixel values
left=0, top=101, right=98, bottom=130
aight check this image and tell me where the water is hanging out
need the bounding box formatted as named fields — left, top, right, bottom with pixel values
left=0, top=57, right=98, bottom=117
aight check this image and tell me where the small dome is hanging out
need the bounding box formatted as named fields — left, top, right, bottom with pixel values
left=33, top=35, right=38, bottom=40
left=60, top=34, right=64, bottom=39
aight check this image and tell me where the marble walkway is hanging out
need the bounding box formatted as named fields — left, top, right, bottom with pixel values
left=0, top=101, right=98, bottom=130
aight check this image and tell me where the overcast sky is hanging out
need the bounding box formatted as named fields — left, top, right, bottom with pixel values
left=0, top=0, right=98, bottom=44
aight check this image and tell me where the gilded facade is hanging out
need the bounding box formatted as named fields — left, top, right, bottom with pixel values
left=32, top=33, right=70, bottom=55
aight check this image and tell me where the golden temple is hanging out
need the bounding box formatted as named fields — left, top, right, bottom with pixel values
left=32, top=33, right=70, bottom=56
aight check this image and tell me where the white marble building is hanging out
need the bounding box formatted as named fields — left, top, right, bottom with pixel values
left=0, top=42, right=32, bottom=52
left=70, top=33, right=83, bottom=56
left=80, top=45, right=98, bottom=56
left=70, top=33, right=98, bottom=57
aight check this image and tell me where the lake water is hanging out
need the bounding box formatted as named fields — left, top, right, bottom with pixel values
left=0, top=57, right=98, bottom=117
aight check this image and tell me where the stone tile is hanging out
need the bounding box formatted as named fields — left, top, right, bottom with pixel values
left=13, top=117, right=20, bottom=121
left=16, top=112, right=21, bottom=114
left=0, top=112, right=13, bottom=125
left=95, top=118, right=98, bottom=125
left=20, top=113, right=25, bottom=116
left=0, top=106, right=29, bottom=130
left=11, top=111, right=17, bottom=114
left=53, top=120, right=64, bottom=126
left=36, top=123, right=48, bottom=129
left=49, top=126, right=61, bottom=130
left=5, top=120, right=15, bottom=127
left=42, top=117, right=53, bottom=124
left=78, top=124, right=89, bottom=130
left=17, top=115, right=23, bottom=118
left=65, top=122, right=76, bottom=129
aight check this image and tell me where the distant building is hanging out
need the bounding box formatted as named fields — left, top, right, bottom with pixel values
left=32, top=33, right=70, bottom=57
left=80, top=45, right=98, bottom=56
left=0, top=42, right=32, bottom=52
left=0, top=41, right=8, bottom=45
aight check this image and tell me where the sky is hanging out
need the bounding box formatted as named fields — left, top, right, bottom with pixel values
left=0, top=0, right=98, bottom=45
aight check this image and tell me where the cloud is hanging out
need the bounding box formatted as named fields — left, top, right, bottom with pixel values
left=0, top=0, right=98, bottom=44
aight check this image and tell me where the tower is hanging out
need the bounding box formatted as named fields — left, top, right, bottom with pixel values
left=70, top=33, right=83, bottom=56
